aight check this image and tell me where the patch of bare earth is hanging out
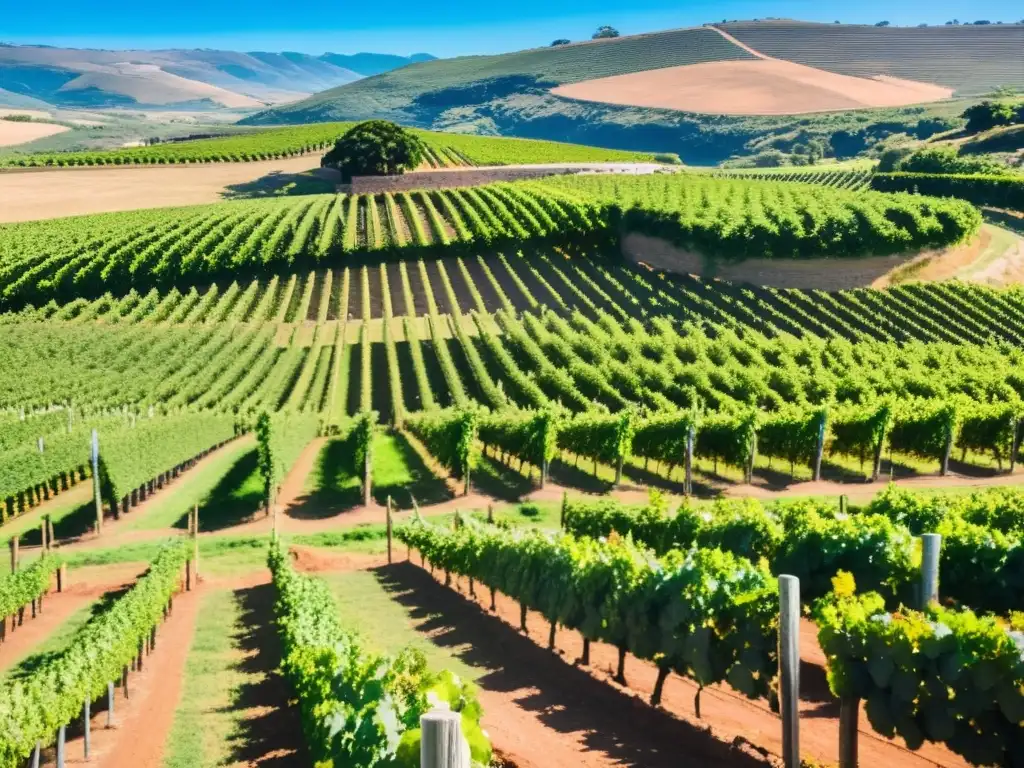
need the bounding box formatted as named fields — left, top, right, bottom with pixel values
left=0, top=156, right=322, bottom=223
left=0, top=565, right=144, bottom=675
left=388, top=562, right=969, bottom=768
left=552, top=58, right=952, bottom=116
left=37, top=578, right=200, bottom=768
left=0, top=121, right=69, bottom=147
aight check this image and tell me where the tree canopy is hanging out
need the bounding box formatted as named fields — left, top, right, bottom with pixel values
left=551, top=38, right=571, bottom=46
left=592, top=25, right=620, bottom=39
left=321, top=120, right=424, bottom=182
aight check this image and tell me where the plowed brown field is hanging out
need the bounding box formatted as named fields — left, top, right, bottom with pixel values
left=552, top=58, right=953, bottom=115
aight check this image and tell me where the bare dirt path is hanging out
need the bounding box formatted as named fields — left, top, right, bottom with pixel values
left=0, top=156, right=323, bottom=223
left=386, top=560, right=968, bottom=768
left=708, top=25, right=772, bottom=59
left=0, top=564, right=143, bottom=675
left=376, top=560, right=766, bottom=768
left=33, top=578, right=200, bottom=768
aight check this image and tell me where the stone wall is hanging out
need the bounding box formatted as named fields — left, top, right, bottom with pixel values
left=621, top=232, right=921, bottom=290
left=349, top=166, right=590, bottom=193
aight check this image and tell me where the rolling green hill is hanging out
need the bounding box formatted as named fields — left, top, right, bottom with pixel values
left=242, top=22, right=994, bottom=165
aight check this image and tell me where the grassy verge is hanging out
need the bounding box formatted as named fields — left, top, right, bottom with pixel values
left=320, top=569, right=479, bottom=683
left=301, top=431, right=452, bottom=515
left=162, top=588, right=249, bottom=768
left=126, top=437, right=256, bottom=532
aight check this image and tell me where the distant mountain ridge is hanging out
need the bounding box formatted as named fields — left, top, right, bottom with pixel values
left=0, top=45, right=435, bottom=110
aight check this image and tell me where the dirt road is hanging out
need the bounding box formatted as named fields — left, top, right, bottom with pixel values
left=0, top=155, right=323, bottom=223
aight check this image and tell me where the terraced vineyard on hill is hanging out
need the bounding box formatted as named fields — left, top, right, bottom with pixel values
left=715, top=169, right=873, bottom=190
left=718, top=20, right=1024, bottom=96
left=0, top=174, right=981, bottom=308
left=0, top=122, right=662, bottom=168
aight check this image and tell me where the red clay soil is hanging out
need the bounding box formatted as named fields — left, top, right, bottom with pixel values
left=376, top=560, right=772, bottom=768
left=0, top=564, right=144, bottom=674
left=288, top=544, right=387, bottom=573
left=386, top=559, right=970, bottom=768
left=34, top=579, right=200, bottom=768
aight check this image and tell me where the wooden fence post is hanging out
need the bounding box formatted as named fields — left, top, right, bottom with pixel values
left=1010, top=417, right=1022, bottom=474
left=386, top=496, right=393, bottom=565
left=192, top=505, right=200, bottom=582
left=83, top=698, right=91, bottom=759
left=920, top=533, right=941, bottom=608
left=420, top=709, right=469, bottom=768
left=684, top=423, right=695, bottom=496
left=940, top=424, right=954, bottom=476
left=778, top=575, right=800, bottom=768
left=839, top=697, right=860, bottom=768
left=365, top=451, right=373, bottom=506
left=813, top=411, right=827, bottom=482
left=91, top=429, right=103, bottom=535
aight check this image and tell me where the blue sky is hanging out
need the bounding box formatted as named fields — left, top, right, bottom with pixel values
left=3, top=0, right=1021, bottom=56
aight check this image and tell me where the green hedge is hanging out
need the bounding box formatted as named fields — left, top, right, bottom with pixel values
left=871, top=172, right=1024, bottom=211
left=267, top=541, right=491, bottom=766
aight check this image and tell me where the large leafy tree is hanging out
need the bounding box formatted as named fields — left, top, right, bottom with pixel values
left=321, top=120, right=425, bottom=182
left=592, top=25, right=620, bottom=39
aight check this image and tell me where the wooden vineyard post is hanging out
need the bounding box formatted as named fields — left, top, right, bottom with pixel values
left=463, top=460, right=470, bottom=497
left=271, top=485, right=280, bottom=541
left=684, top=422, right=695, bottom=497
left=1010, top=417, right=1022, bottom=474
left=57, top=724, right=66, bottom=768
left=107, top=681, right=115, bottom=727
left=31, top=742, right=40, bottom=768
left=839, top=697, right=860, bottom=768
left=746, top=432, right=758, bottom=484
left=560, top=491, right=567, bottom=529
left=9, top=537, right=17, bottom=574
left=57, top=563, right=65, bottom=593
left=778, top=575, right=800, bottom=768
left=920, top=533, right=941, bottom=608
left=614, top=454, right=624, bottom=486
left=487, top=504, right=494, bottom=525
left=365, top=449, right=373, bottom=506
left=192, top=505, right=200, bottom=583
left=47, top=516, right=55, bottom=551
left=83, top=698, right=91, bottom=759
left=386, top=496, right=393, bottom=565
left=872, top=438, right=885, bottom=482
left=813, top=411, right=827, bottom=482
left=91, top=429, right=103, bottom=535
left=540, top=456, right=549, bottom=489
left=420, top=709, right=469, bottom=768
left=940, top=423, right=954, bottom=476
